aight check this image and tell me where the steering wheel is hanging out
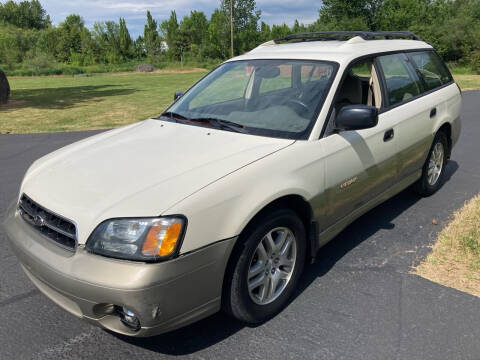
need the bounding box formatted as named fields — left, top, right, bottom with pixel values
left=286, top=98, right=310, bottom=117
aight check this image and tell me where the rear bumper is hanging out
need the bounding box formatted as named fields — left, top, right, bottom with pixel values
left=3, top=201, right=236, bottom=337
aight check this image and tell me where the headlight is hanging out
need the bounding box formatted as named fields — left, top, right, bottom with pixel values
left=86, top=217, right=186, bottom=262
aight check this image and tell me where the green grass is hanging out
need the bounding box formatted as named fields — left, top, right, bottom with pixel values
left=2, top=69, right=480, bottom=134
left=0, top=70, right=207, bottom=133
left=453, top=74, right=480, bottom=91
left=449, top=65, right=474, bottom=75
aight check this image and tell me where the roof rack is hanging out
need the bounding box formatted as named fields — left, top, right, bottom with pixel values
left=274, top=31, right=421, bottom=43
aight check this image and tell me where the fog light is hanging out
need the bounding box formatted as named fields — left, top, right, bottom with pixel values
left=117, top=306, right=141, bottom=331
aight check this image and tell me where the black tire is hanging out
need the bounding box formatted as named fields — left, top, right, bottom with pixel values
left=222, top=208, right=306, bottom=324
left=414, top=131, right=449, bottom=197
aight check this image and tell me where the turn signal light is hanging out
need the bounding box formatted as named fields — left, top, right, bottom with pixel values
left=142, top=219, right=183, bottom=257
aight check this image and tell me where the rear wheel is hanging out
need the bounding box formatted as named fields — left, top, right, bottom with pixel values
left=223, top=209, right=306, bottom=323
left=414, top=131, right=448, bottom=196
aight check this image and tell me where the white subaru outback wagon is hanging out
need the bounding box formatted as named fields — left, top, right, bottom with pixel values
left=4, top=31, right=461, bottom=336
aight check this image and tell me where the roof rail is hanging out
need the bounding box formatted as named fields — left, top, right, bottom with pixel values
left=274, top=31, right=421, bottom=43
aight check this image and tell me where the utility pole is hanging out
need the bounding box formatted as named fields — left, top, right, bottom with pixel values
left=230, top=0, right=234, bottom=58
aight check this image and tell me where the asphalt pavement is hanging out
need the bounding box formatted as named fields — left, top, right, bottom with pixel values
left=1, top=91, right=480, bottom=359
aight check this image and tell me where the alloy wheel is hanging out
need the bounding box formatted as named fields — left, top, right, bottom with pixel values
left=247, top=227, right=297, bottom=305
left=427, top=142, right=444, bottom=186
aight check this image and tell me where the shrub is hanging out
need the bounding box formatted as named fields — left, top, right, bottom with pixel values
left=470, top=51, right=480, bottom=75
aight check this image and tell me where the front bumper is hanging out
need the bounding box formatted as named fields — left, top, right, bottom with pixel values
left=3, top=202, right=236, bottom=337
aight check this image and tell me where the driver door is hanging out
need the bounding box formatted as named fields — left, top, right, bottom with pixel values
left=321, top=59, right=399, bottom=229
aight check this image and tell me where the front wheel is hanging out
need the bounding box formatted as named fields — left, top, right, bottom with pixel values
left=223, top=209, right=306, bottom=324
left=414, top=131, right=449, bottom=197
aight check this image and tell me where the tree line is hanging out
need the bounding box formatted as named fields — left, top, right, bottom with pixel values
left=1, top=0, right=480, bottom=75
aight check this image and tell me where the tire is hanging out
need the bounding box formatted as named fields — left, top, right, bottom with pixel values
left=223, top=208, right=306, bottom=324
left=414, top=131, right=449, bottom=197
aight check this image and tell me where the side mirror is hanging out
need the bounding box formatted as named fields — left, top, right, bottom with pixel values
left=174, top=91, right=184, bottom=101
left=335, top=105, right=378, bottom=131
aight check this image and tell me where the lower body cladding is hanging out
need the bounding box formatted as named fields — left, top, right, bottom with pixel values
left=3, top=203, right=237, bottom=337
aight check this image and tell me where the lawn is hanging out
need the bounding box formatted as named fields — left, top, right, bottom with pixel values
left=415, top=194, right=480, bottom=297
left=453, top=74, right=480, bottom=91
left=1, top=71, right=479, bottom=134
left=0, top=69, right=207, bottom=134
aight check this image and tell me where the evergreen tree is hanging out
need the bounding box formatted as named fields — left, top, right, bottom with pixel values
left=208, top=9, right=230, bottom=59
left=119, top=18, right=134, bottom=59
left=144, top=11, right=161, bottom=58
left=160, top=11, right=179, bottom=59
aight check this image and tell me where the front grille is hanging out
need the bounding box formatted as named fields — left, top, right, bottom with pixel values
left=18, top=194, right=77, bottom=250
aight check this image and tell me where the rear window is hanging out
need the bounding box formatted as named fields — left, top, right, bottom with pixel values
left=408, top=51, right=453, bottom=91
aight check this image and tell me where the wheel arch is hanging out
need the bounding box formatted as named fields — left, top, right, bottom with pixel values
left=221, top=194, right=317, bottom=311
left=436, top=122, right=452, bottom=158
left=240, top=195, right=315, bottom=253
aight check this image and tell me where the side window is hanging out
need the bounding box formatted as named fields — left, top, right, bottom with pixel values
left=408, top=51, right=453, bottom=91
left=350, top=62, right=371, bottom=78
left=377, top=53, right=422, bottom=106
left=301, top=64, right=333, bottom=83
left=259, top=64, right=292, bottom=94
left=333, top=58, right=380, bottom=111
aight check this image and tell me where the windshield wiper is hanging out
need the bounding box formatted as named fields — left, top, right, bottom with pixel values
left=159, top=111, right=189, bottom=121
left=189, top=117, right=249, bottom=133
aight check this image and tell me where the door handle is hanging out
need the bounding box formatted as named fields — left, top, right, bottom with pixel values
left=384, top=129, right=394, bottom=142
left=430, top=108, right=437, bottom=118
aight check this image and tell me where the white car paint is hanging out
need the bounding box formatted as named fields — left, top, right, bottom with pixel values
left=20, top=119, right=293, bottom=244
left=18, top=37, right=461, bottom=255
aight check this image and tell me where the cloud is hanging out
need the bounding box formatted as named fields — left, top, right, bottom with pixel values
left=41, top=0, right=321, bottom=37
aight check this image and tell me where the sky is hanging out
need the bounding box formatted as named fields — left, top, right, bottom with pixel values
left=40, top=0, right=322, bottom=38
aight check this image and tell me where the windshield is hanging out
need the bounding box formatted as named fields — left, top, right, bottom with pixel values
left=163, top=59, right=338, bottom=139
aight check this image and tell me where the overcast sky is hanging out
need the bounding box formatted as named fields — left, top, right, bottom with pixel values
left=40, top=0, right=321, bottom=38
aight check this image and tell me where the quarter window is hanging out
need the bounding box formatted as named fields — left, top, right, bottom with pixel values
left=377, top=53, right=422, bottom=106
left=408, top=51, right=453, bottom=91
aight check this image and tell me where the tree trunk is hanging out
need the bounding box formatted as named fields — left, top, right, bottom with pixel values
left=0, top=70, right=11, bottom=104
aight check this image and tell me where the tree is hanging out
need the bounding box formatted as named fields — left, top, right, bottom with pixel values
left=374, top=0, right=430, bottom=30
left=292, top=20, right=307, bottom=34
left=160, top=10, right=179, bottom=59
left=180, top=11, right=208, bottom=46
left=56, top=14, right=86, bottom=62
left=259, top=21, right=271, bottom=42
left=119, top=18, right=134, bottom=60
left=174, top=29, right=192, bottom=65
left=271, top=24, right=290, bottom=39
left=144, top=11, right=161, bottom=58
left=315, top=0, right=380, bottom=30
left=134, top=35, right=146, bottom=58
left=207, top=9, right=230, bottom=59
left=0, top=0, right=50, bottom=29
left=221, top=0, right=261, bottom=55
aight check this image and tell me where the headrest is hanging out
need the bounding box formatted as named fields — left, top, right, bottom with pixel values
left=339, top=73, right=362, bottom=104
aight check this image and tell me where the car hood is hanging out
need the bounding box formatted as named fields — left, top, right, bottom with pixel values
left=20, top=119, right=294, bottom=244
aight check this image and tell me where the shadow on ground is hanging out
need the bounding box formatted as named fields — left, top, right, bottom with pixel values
left=113, top=161, right=459, bottom=355
left=0, top=85, right=135, bottom=111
